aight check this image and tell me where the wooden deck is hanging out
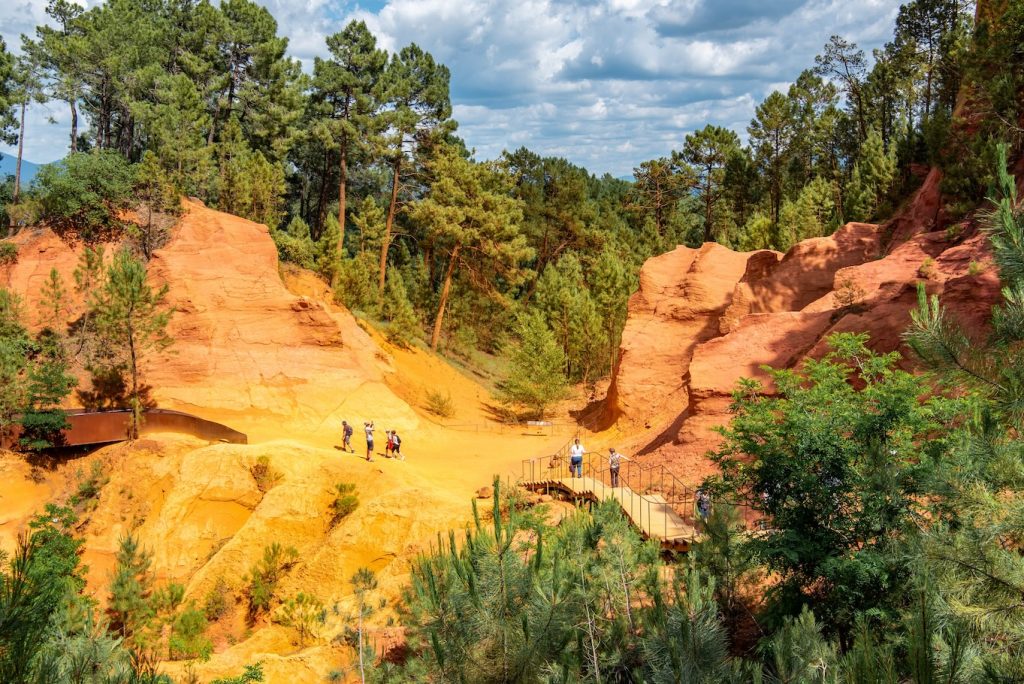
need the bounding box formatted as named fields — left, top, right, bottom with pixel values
left=523, top=476, right=696, bottom=552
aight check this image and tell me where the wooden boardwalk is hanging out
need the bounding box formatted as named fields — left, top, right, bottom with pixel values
left=522, top=475, right=697, bottom=552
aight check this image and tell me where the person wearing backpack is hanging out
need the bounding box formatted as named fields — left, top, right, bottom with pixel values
left=391, top=431, right=404, bottom=460
left=342, top=421, right=354, bottom=453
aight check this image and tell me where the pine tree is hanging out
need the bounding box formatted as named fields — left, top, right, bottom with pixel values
left=19, top=330, right=76, bottom=451
left=682, top=125, right=741, bottom=242
left=747, top=91, right=798, bottom=227
left=405, top=143, right=530, bottom=351
left=107, top=534, right=155, bottom=645
left=311, top=20, right=387, bottom=249
left=376, top=43, right=453, bottom=292
left=382, top=271, right=419, bottom=348
left=90, top=250, right=173, bottom=439
left=37, top=268, right=68, bottom=334
left=496, top=312, right=568, bottom=419
left=535, top=253, right=604, bottom=383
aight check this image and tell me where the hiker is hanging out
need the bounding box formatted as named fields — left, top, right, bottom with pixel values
left=385, top=430, right=394, bottom=458
left=342, top=420, right=354, bottom=453
left=391, top=431, right=404, bottom=460
left=696, top=488, right=711, bottom=521
left=569, top=438, right=585, bottom=477
left=609, top=447, right=625, bottom=487
left=364, top=421, right=375, bottom=461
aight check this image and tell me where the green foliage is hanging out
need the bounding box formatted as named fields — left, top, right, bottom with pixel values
left=211, top=662, right=265, bottom=684
left=0, top=241, right=16, bottom=265
left=276, top=592, right=325, bottom=646
left=495, top=312, right=568, bottom=419
left=19, top=330, right=77, bottom=451
left=406, top=143, right=530, bottom=351
left=424, top=389, right=455, bottom=419
left=203, top=577, right=232, bottom=622
left=845, top=129, right=896, bottom=221
left=534, top=253, right=605, bottom=382
left=381, top=270, right=419, bottom=347
left=168, top=603, right=213, bottom=661
left=35, top=151, right=136, bottom=240
left=245, top=543, right=298, bottom=620
left=250, top=455, right=281, bottom=493
left=89, top=249, right=173, bottom=438
left=272, top=216, right=316, bottom=269
left=709, top=333, right=953, bottom=635
left=0, top=509, right=85, bottom=682
left=69, top=460, right=107, bottom=510
left=107, top=534, right=154, bottom=643
left=329, top=482, right=359, bottom=527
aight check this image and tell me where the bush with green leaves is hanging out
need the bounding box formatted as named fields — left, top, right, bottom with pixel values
left=245, top=543, right=298, bottom=620
left=34, top=151, right=137, bottom=240
left=276, top=592, right=326, bottom=646
left=203, top=577, right=232, bottom=621
left=0, top=240, right=16, bottom=264
left=329, top=482, right=358, bottom=527
left=424, top=389, right=455, bottom=419
left=168, top=602, right=213, bottom=661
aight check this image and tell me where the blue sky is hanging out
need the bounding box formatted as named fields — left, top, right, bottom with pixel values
left=0, top=0, right=903, bottom=177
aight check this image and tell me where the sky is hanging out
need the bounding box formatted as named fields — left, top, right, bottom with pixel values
left=0, top=0, right=904, bottom=178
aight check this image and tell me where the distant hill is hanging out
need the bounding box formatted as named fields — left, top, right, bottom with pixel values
left=0, top=154, right=42, bottom=186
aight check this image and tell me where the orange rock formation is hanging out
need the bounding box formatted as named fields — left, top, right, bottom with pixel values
left=606, top=182, right=1002, bottom=482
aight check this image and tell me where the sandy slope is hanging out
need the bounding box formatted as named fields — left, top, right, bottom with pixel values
left=0, top=201, right=572, bottom=682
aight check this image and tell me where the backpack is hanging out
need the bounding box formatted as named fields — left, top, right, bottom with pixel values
left=392, top=434, right=401, bottom=447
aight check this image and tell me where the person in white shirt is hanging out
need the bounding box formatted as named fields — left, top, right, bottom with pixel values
left=364, top=422, right=375, bottom=461
left=569, top=438, right=585, bottom=477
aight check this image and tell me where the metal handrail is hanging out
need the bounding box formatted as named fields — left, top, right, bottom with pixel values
left=519, top=449, right=759, bottom=542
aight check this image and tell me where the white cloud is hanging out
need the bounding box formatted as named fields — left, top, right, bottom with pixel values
left=1, top=0, right=904, bottom=176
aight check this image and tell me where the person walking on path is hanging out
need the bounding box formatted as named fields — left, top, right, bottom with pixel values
left=342, top=421, right=354, bottom=453
left=569, top=438, right=585, bottom=478
left=391, top=431, right=404, bottom=460
left=364, top=421, right=375, bottom=461
left=696, top=488, right=711, bottom=521
left=385, top=430, right=394, bottom=458
left=609, top=447, right=625, bottom=487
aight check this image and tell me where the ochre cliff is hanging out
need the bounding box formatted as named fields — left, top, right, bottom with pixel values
left=606, top=179, right=1002, bottom=483
left=0, top=199, right=418, bottom=443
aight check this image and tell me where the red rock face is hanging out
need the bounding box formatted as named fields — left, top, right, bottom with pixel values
left=607, top=192, right=1002, bottom=484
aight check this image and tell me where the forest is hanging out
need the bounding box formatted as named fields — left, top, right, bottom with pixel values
left=0, top=0, right=1012, bottom=408
left=3, top=0, right=1024, bottom=681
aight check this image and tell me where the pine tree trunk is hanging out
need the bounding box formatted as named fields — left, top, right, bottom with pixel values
left=338, top=142, right=347, bottom=255
left=69, top=97, right=78, bottom=152
left=13, top=100, right=26, bottom=205
left=381, top=157, right=402, bottom=293
left=127, top=324, right=140, bottom=440
left=431, top=244, right=460, bottom=351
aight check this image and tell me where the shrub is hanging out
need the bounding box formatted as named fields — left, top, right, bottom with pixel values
left=70, top=461, right=108, bottom=510
left=918, top=257, right=936, bottom=279
left=276, top=592, right=326, bottom=646
left=5, top=198, right=43, bottom=228
left=245, top=543, right=298, bottom=619
left=425, top=389, right=455, bottom=419
left=169, top=602, right=213, bottom=661
left=250, top=455, right=281, bottom=493
left=329, top=483, right=359, bottom=527
left=0, top=241, right=17, bottom=265
left=203, top=577, right=232, bottom=621
left=35, top=151, right=137, bottom=240
left=968, top=260, right=987, bottom=276
left=833, top=277, right=866, bottom=308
